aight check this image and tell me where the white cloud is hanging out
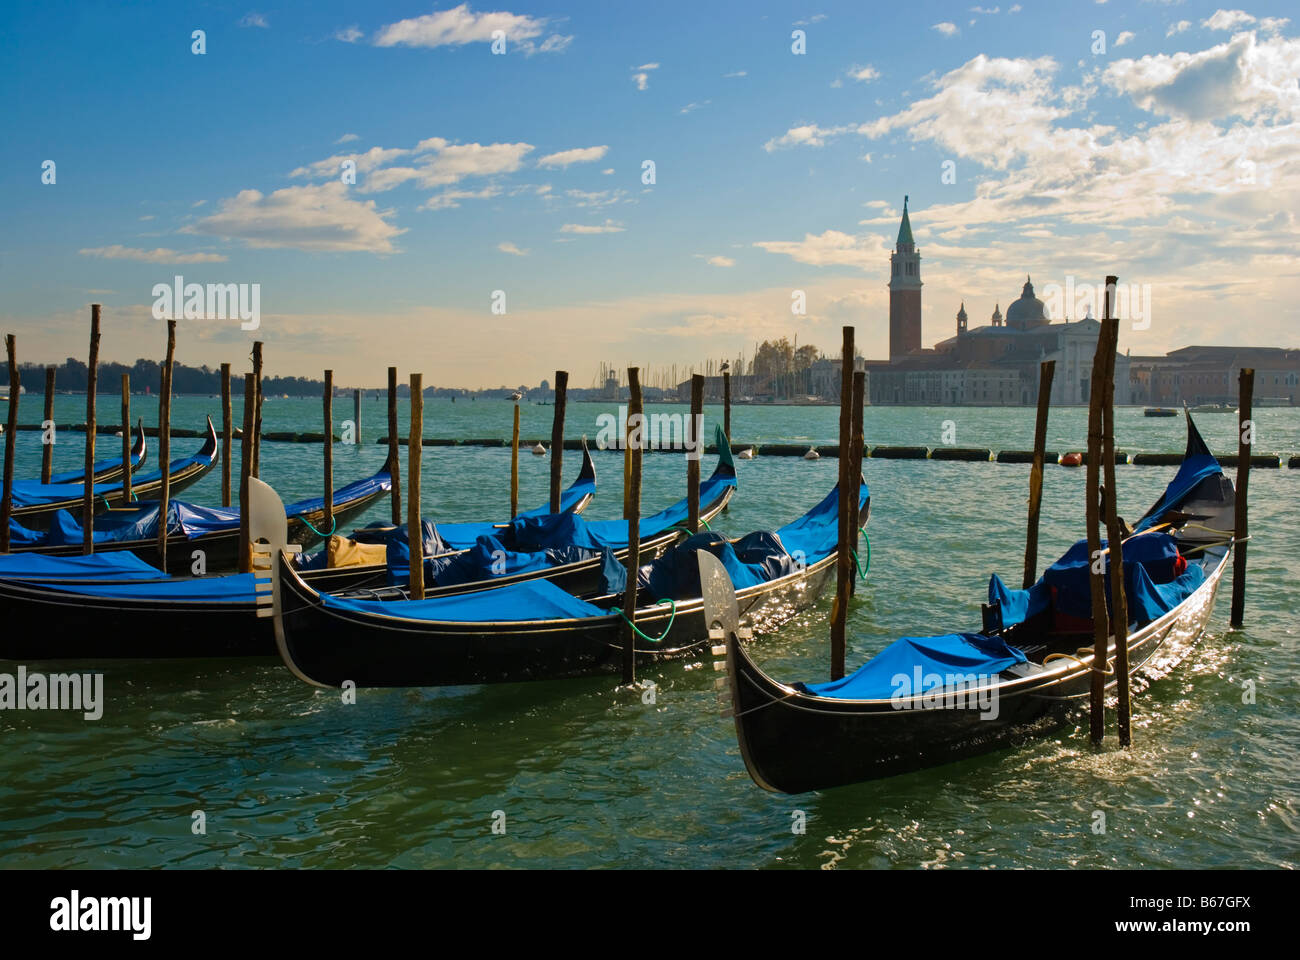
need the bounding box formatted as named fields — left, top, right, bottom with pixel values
left=1105, top=31, right=1300, bottom=122
left=335, top=25, right=363, bottom=43
left=697, top=254, right=735, bottom=267
left=537, top=145, right=609, bottom=168
left=335, top=133, right=360, bottom=144
left=932, top=22, right=959, bottom=36
left=560, top=220, right=625, bottom=234
left=848, top=64, right=880, bottom=82
left=374, top=4, right=546, bottom=48
left=632, top=62, right=659, bottom=90
left=238, top=12, right=268, bottom=29
left=291, top=146, right=411, bottom=180
left=764, top=123, right=857, bottom=152
left=601, top=168, right=614, bottom=175
left=498, top=241, right=528, bottom=256
left=1202, top=10, right=1255, bottom=32
left=724, top=70, right=747, bottom=78
left=1167, top=20, right=1192, bottom=37
left=422, top=186, right=501, bottom=210
left=415, top=140, right=534, bottom=187
left=970, top=6, right=1000, bottom=14
left=680, top=101, right=710, bottom=114
left=753, top=230, right=890, bottom=270
left=79, top=245, right=228, bottom=264
left=565, top=189, right=627, bottom=208
left=186, top=182, right=405, bottom=253
left=1115, top=31, right=1135, bottom=47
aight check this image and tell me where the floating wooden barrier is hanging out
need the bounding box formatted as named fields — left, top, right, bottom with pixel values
left=1130, top=452, right=1182, bottom=466
left=997, top=449, right=1059, bottom=464
left=1290, top=456, right=1300, bottom=469
left=870, top=445, right=929, bottom=459
left=929, top=447, right=992, bottom=461
left=1219, top=453, right=1279, bottom=468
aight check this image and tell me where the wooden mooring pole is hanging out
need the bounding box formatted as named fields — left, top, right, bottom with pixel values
left=688, top=373, right=703, bottom=532
left=238, top=374, right=254, bottom=574
left=510, top=400, right=521, bottom=519
left=251, top=341, right=264, bottom=478
left=723, top=369, right=732, bottom=443
left=549, top=370, right=568, bottom=514
left=621, top=367, right=643, bottom=684
left=847, top=366, right=865, bottom=597
left=387, top=367, right=401, bottom=525
left=1230, top=368, right=1254, bottom=628
left=220, top=363, right=232, bottom=506
left=830, top=326, right=854, bottom=680
left=157, top=319, right=176, bottom=570
left=1023, top=360, right=1056, bottom=588
left=41, top=365, right=55, bottom=484
left=353, top=388, right=361, bottom=445
left=83, top=305, right=101, bottom=555
left=323, top=371, right=334, bottom=537
left=120, top=374, right=132, bottom=504
left=408, top=373, right=424, bottom=601
left=1085, top=278, right=1116, bottom=744
left=0, top=335, right=18, bottom=553
left=1099, top=280, right=1131, bottom=746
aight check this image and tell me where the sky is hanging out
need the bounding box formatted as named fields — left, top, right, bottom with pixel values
left=2, top=1, right=1297, bottom=389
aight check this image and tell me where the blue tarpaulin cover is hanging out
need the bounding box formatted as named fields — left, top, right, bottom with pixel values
left=798, top=633, right=1027, bottom=701
left=1042, top=532, right=1184, bottom=621
left=29, top=573, right=259, bottom=603
left=320, top=577, right=608, bottom=623
left=1127, top=561, right=1206, bottom=624
left=987, top=574, right=1051, bottom=629
left=0, top=551, right=170, bottom=581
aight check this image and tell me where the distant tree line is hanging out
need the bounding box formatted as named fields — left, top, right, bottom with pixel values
left=0, top=358, right=335, bottom=396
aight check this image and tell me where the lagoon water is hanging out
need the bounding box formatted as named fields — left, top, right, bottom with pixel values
left=1, top=394, right=1297, bottom=869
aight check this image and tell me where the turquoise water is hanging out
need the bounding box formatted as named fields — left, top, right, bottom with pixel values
left=1, top=395, right=1296, bottom=869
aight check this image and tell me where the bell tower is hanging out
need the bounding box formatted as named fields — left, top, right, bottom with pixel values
left=888, top=195, right=922, bottom=359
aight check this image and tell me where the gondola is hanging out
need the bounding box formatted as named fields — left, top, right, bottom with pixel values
left=41, top=418, right=148, bottom=485
left=297, top=431, right=730, bottom=594
left=6, top=417, right=218, bottom=528
left=5, top=452, right=398, bottom=574
left=263, top=471, right=869, bottom=688
left=707, top=412, right=1236, bottom=794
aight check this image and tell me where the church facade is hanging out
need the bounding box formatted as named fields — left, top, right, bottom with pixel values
left=867, top=199, right=1131, bottom=406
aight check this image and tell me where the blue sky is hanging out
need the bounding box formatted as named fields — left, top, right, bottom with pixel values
left=2, top=1, right=1297, bottom=387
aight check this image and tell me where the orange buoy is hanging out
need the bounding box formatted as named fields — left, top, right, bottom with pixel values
left=1059, top=452, right=1083, bottom=467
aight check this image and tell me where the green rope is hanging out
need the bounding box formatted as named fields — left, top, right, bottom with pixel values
left=850, top=528, right=870, bottom=580
left=298, top=512, right=337, bottom=539
left=672, top=516, right=711, bottom=534
left=618, top=598, right=677, bottom=643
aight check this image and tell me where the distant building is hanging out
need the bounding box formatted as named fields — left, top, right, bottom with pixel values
left=1129, top=346, right=1300, bottom=405
left=867, top=198, right=1130, bottom=406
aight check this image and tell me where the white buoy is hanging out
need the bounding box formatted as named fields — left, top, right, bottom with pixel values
left=532, top=443, right=546, bottom=456
left=736, top=447, right=755, bottom=460
left=804, top=446, right=820, bottom=460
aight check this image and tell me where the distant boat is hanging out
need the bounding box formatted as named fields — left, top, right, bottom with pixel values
left=1144, top=407, right=1178, bottom=417
left=1190, top=403, right=1235, bottom=413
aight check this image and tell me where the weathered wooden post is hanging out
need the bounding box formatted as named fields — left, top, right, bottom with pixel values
left=323, top=370, right=334, bottom=536
left=120, top=374, right=132, bottom=504
left=510, top=400, right=521, bottom=519
left=220, top=362, right=232, bottom=506
left=688, top=373, right=704, bottom=532
left=408, top=373, right=425, bottom=600
left=387, top=366, right=401, bottom=525
left=239, top=374, right=254, bottom=573
left=1230, top=368, right=1255, bottom=628
left=1085, top=280, right=1116, bottom=744
left=41, top=365, right=55, bottom=484
left=847, top=365, right=865, bottom=597
left=549, top=370, right=568, bottom=514
left=1098, top=284, right=1131, bottom=746
left=83, top=305, right=101, bottom=555
left=723, top=369, right=732, bottom=443
left=621, top=367, right=643, bottom=684
left=1023, top=360, right=1056, bottom=588
left=353, top=388, right=361, bottom=445
left=830, top=326, right=854, bottom=680
left=157, top=319, right=176, bottom=570
left=251, top=341, right=264, bottom=478
left=0, top=335, right=18, bottom=553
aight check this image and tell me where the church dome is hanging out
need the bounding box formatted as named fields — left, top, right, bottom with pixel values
left=1006, top=275, right=1046, bottom=328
